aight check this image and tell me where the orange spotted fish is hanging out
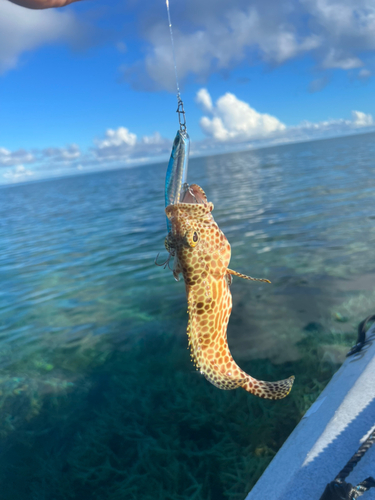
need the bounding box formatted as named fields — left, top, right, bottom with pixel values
left=164, top=184, right=294, bottom=400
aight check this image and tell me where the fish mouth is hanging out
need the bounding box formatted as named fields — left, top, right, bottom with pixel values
left=181, top=184, right=208, bottom=204
left=165, top=184, right=213, bottom=220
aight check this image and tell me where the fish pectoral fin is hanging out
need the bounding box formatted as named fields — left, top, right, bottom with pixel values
left=227, top=269, right=271, bottom=284
left=173, top=255, right=183, bottom=281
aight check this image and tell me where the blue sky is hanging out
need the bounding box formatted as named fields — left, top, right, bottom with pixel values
left=1, top=0, right=375, bottom=184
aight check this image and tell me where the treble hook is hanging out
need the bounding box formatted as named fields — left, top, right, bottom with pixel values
left=155, top=252, right=173, bottom=271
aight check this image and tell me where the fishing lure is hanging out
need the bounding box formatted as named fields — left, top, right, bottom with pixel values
left=164, top=184, right=295, bottom=400
left=165, top=129, right=190, bottom=208
left=164, top=102, right=190, bottom=233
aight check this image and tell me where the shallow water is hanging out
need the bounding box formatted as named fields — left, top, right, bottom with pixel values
left=0, top=132, right=375, bottom=499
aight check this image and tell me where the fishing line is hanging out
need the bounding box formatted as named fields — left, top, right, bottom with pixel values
left=166, top=0, right=180, bottom=100
left=165, top=0, right=186, bottom=132
left=163, top=0, right=190, bottom=236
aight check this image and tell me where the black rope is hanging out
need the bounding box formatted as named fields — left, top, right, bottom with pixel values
left=319, top=315, right=375, bottom=499
left=320, top=477, right=375, bottom=500
left=319, top=426, right=375, bottom=498
left=319, top=481, right=357, bottom=500
left=346, top=315, right=375, bottom=357
left=335, top=428, right=375, bottom=483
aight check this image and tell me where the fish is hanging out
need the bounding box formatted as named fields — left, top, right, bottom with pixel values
left=165, top=184, right=294, bottom=400
left=165, top=129, right=190, bottom=233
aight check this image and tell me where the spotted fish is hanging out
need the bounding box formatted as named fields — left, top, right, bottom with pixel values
left=165, top=184, right=294, bottom=400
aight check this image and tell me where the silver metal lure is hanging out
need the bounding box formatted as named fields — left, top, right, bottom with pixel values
left=164, top=98, right=190, bottom=232
left=165, top=129, right=190, bottom=203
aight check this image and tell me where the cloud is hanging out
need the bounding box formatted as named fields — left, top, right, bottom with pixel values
left=93, top=127, right=171, bottom=162
left=197, top=89, right=286, bottom=142
left=196, top=88, right=213, bottom=113
left=124, top=5, right=321, bottom=91
left=0, top=144, right=81, bottom=170
left=303, top=0, right=375, bottom=69
left=322, top=49, right=363, bottom=70
left=351, top=110, right=374, bottom=127
left=0, top=126, right=171, bottom=182
left=358, top=68, right=371, bottom=79
left=294, top=111, right=374, bottom=134
left=0, top=147, right=35, bottom=166
left=123, top=0, right=375, bottom=90
left=2, top=165, right=34, bottom=183
left=1, top=95, right=374, bottom=185
left=194, top=89, right=375, bottom=152
left=0, top=1, right=92, bottom=74
left=264, top=110, right=375, bottom=147
left=309, top=76, right=330, bottom=93
left=96, top=127, right=137, bottom=150
left=42, top=144, right=81, bottom=162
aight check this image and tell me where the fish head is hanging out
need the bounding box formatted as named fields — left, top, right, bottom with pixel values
left=165, top=184, right=231, bottom=284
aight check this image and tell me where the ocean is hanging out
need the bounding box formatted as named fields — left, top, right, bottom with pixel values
left=0, top=132, right=375, bottom=499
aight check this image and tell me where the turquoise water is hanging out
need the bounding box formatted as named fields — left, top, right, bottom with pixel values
left=0, top=132, right=375, bottom=499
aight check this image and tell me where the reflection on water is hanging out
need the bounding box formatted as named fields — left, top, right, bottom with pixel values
left=0, top=132, right=375, bottom=499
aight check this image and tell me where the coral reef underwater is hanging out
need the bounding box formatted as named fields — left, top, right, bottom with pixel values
left=0, top=316, right=356, bottom=500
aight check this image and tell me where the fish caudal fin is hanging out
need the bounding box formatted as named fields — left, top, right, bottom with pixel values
left=241, top=375, right=295, bottom=400
left=199, top=358, right=294, bottom=399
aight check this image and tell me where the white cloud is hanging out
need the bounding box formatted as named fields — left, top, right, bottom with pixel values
left=42, top=144, right=81, bottom=162
left=3, top=165, right=34, bottom=183
left=301, top=0, right=375, bottom=70
left=1, top=97, right=374, bottom=185
left=194, top=89, right=375, bottom=153
left=358, top=68, right=371, bottom=79
left=198, top=90, right=286, bottom=142
left=0, top=147, right=34, bottom=166
left=309, top=76, right=330, bottom=93
left=96, top=127, right=137, bottom=149
left=123, top=0, right=375, bottom=90
left=295, top=111, right=374, bottom=133
left=93, top=128, right=171, bottom=162
left=265, top=111, right=375, bottom=147
left=196, top=88, right=213, bottom=113
left=0, top=126, right=171, bottom=179
left=323, top=49, right=363, bottom=70
left=0, top=1, right=90, bottom=74
left=125, top=7, right=321, bottom=91
left=0, top=144, right=82, bottom=173
left=351, top=110, right=374, bottom=127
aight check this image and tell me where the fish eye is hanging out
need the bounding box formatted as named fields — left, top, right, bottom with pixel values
left=185, top=229, right=199, bottom=248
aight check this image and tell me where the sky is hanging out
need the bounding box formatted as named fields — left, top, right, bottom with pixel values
left=1, top=0, right=375, bottom=184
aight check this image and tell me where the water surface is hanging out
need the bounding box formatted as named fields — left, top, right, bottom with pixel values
left=1, top=132, right=375, bottom=499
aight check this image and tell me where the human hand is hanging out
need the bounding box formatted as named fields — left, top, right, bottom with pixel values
left=8, top=0, right=81, bottom=8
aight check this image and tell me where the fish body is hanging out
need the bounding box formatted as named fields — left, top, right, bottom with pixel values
left=165, top=184, right=294, bottom=400
left=165, top=129, right=190, bottom=232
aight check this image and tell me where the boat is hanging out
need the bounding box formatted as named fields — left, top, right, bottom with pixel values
left=245, top=321, right=375, bottom=500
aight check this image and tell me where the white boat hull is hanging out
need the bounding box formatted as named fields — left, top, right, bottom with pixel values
left=246, top=322, right=375, bottom=500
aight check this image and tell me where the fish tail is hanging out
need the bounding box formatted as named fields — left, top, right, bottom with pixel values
left=198, top=356, right=294, bottom=399
left=241, top=374, right=295, bottom=400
